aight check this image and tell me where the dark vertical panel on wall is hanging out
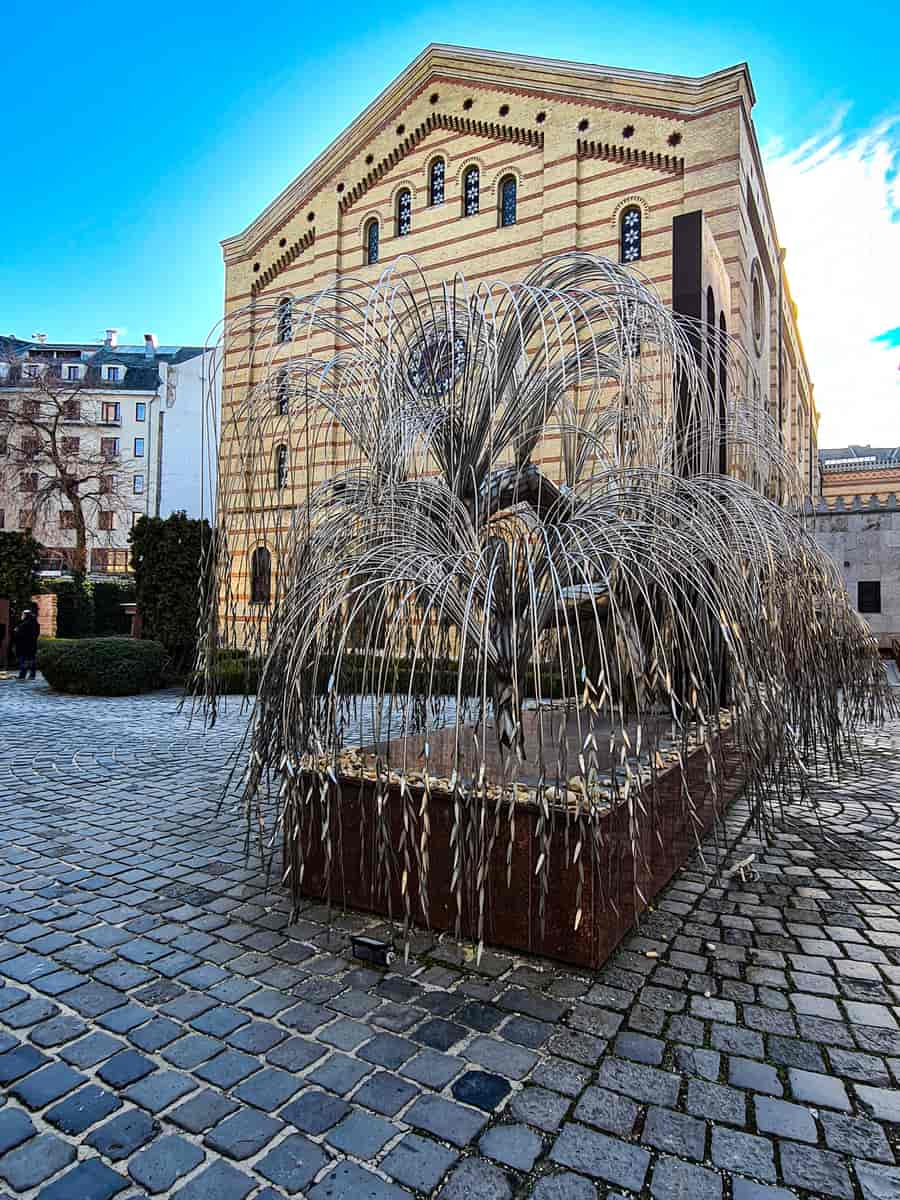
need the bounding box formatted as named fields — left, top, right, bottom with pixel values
left=672, top=211, right=703, bottom=476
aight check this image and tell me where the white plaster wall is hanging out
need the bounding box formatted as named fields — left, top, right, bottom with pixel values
left=810, top=502, right=900, bottom=646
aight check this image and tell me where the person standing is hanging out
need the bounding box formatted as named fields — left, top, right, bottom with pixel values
left=13, top=609, right=40, bottom=680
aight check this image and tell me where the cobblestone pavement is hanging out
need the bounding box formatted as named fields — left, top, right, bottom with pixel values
left=2, top=679, right=900, bottom=1200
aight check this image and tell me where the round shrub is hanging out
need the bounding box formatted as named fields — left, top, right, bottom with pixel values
left=40, top=637, right=166, bottom=696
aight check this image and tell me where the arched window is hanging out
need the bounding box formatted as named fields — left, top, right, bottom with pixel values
left=397, top=189, right=412, bottom=237
left=706, top=286, right=717, bottom=404
left=276, top=296, right=292, bottom=343
left=274, top=443, right=288, bottom=489
left=499, top=175, right=517, bottom=227
left=364, top=219, right=379, bottom=265
left=429, top=158, right=445, bottom=206
left=275, top=369, right=289, bottom=415
left=463, top=165, right=480, bottom=216
left=718, top=311, right=728, bottom=474
left=250, top=546, right=271, bottom=606
left=620, top=206, right=641, bottom=263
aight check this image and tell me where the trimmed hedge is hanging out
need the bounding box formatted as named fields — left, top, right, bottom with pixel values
left=94, top=579, right=136, bottom=636
left=40, top=637, right=166, bottom=696
left=216, top=656, right=262, bottom=694
left=42, top=578, right=95, bottom=638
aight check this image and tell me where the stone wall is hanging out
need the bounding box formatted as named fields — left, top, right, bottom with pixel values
left=31, top=592, right=57, bottom=639
left=806, top=495, right=900, bottom=647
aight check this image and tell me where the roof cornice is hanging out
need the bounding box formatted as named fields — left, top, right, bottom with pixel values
left=221, top=44, right=754, bottom=263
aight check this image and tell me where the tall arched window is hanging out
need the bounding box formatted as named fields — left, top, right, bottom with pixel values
left=276, top=296, right=292, bottom=343
left=250, top=546, right=271, bottom=605
left=429, top=158, right=445, bottom=206
left=275, top=369, right=289, bottom=415
left=364, top=219, right=379, bottom=265
left=397, top=189, right=412, bottom=237
left=620, top=206, right=641, bottom=263
left=706, top=286, right=717, bottom=404
left=274, top=443, right=288, bottom=489
left=499, top=175, right=517, bottom=227
left=718, top=311, right=728, bottom=474
left=463, top=166, right=480, bottom=216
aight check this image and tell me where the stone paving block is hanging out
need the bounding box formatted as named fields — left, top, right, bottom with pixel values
left=509, top=1085, right=570, bottom=1131
left=451, top=1070, right=511, bottom=1111
left=123, top=1070, right=197, bottom=1113
left=686, top=1078, right=747, bottom=1126
left=309, top=1161, right=412, bottom=1200
left=573, top=1086, right=640, bottom=1136
left=128, top=1135, right=204, bottom=1194
left=98, top=1050, right=156, bottom=1088
left=36, top=1158, right=129, bottom=1200
left=551, top=1122, right=650, bottom=1192
left=855, top=1162, right=900, bottom=1200
left=531, top=1174, right=597, bottom=1200
left=4, top=997, right=59, bottom=1027
left=266, top=1036, right=326, bottom=1073
left=257, top=1132, right=329, bottom=1192
left=642, top=1105, right=706, bottom=1160
left=281, top=1088, right=351, bottom=1135
left=728, top=1055, right=783, bottom=1095
left=531, top=1057, right=590, bottom=1097
left=31, top=1014, right=89, bottom=1048
left=46, top=1084, right=121, bottom=1134
left=854, top=1082, right=900, bottom=1122
left=711, top=1126, right=776, bottom=1181
left=480, top=1122, right=542, bottom=1170
left=170, top=1089, right=240, bottom=1135
left=170, top=1159, right=255, bottom=1199
left=382, top=1132, right=458, bottom=1191
left=407, top=1094, right=488, bottom=1147
left=0, top=1130, right=76, bottom=1191
left=0, top=1043, right=49, bottom=1083
left=0, top=1108, right=35, bottom=1156
left=402, top=1048, right=464, bottom=1089
left=595, top=1056, right=680, bottom=1107
left=327, top=1109, right=396, bottom=1158
left=779, top=1141, right=853, bottom=1199
left=12, top=1060, right=85, bottom=1109
left=788, top=1067, right=851, bottom=1110
left=193, top=1049, right=260, bottom=1088
left=358, top=1032, right=417, bottom=1069
left=86, top=1109, right=159, bottom=1161
left=650, top=1156, right=722, bottom=1200
left=348, top=1069, right=416, bottom=1116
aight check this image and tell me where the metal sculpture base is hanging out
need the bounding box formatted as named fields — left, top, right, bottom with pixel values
left=284, top=727, right=744, bottom=970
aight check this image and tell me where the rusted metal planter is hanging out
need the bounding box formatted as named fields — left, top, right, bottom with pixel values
left=285, top=730, right=744, bottom=970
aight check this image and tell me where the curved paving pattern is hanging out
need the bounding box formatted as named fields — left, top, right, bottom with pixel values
left=1, top=678, right=899, bottom=1199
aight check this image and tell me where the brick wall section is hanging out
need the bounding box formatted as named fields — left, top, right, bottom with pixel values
left=31, top=592, right=57, bottom=638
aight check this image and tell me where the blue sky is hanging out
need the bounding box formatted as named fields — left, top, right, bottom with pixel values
left=2, top=0, right=897, bottom=443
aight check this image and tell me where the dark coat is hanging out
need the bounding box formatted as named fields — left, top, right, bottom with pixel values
left=13, top=614, right=40, bottom=656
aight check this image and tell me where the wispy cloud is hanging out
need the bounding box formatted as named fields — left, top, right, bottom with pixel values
left=763, top=118, right=900, bottom=447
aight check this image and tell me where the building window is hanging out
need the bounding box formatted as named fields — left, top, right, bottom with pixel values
left=62, top=436, right=80, bottom=455
left=365, top=219, right=379, bottom=265
left=100, top=475, right=114, bottom=495
left=102, top=401, right=121, bottom=423
left=499, top=175, right=517, bottom=227
left=23, top=398, right=40, bottom=419
left=66, top=365, right=80, bottom=381
left=0, top=436, right=7, bottom=456
left=277, top=296, right=293, bottom=343
left=250, top=546, right=272, bottom=605
left=101, top=437, right=120, bottom=460
left=858, top=580, right=881, bottom=614
left=107, top=366, right=120, bottom=383
left=718, top=311, right=728, bottom=474
left=22, top=436, right=40, bottom=459
left=397, top=189, right=412, bottom=236
left=0, top=510, right=4, bottom=529
left=24, top=365, right=39, bottom=379
left=132, top=510, right=142, bottom=528
left=463, top=165, right=480, bottom=216
left=135, top=402, right=146, bottom=421
left=64, top=398, right=81, bottom=420
left=276, top=369, right=289, bottom=415
left=134, top=437, right=145, bottom=457
left=274, top=444, right=288, bottom=489
left=133, top=473, right=145, bottom=495
left=429, top=158, right=445, bottom=206
left=99, top=511, right=115, bottom=531
left=620, top=206, right=641, bottom=263
left=60, top=510, right=75, bottom=530
left=19, top=509, right=33, bottom=529
left=751, top=261, right=765, bottom=352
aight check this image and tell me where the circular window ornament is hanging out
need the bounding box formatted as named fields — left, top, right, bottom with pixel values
left=750, top=260, right=765, bottom=353
left=407, top=332, right=467, bottom=399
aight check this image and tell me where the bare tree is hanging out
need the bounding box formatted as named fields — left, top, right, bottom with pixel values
left=0, top=358, right=138, bottom=576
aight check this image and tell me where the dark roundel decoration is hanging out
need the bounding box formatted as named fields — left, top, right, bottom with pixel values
left=622, top=124, right=635, bottom=138
left=307, top=212, right=315, bottom=221
left=407, top=332, right=468, bottom=399
left=499, top=104, right=510, bottom=117
left=463, top=97, right=474, bottom=110
left=396, top=123, right=406, bottom=135
left=365, top=153, right=374, bottom=164
left=253, top=262, right=260, bottom=272
left=578, top=118, right=589, bottom=132
left=337, top=182, right=345, bottom=193
left=429, top=92, right=439, bottom=104
left=536, top=111, right=546, bottom=123
left=668, top=131, right=682, bottom=147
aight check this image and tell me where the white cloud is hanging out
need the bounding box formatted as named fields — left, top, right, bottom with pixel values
left=763, top=118, right=900, bottom=448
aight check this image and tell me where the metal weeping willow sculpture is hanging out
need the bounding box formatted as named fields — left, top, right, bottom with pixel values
left=196, top=252, right=892, bottom=965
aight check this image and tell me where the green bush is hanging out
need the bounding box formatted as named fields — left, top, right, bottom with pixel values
left=130, top=512, right=210, bottom=670
left=215, top=656, right=261, bottom=694
left=43, top=578, right=95, bottom=638
left=93, top=579, right=136, bottom=636
left=0, top=532, right=42, bottom=663
left=40, top=637, right=166, bottom=696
